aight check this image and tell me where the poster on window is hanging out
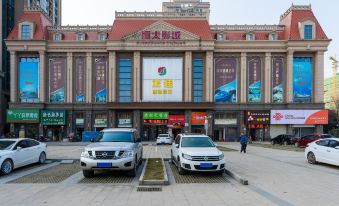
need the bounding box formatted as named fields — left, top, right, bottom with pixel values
left=19, top=58, right=40, bottom=103
left=293, top=57, right=312, bottom=103
left=142, top=57, right=183, bottom=102
left=94, top=57, right=107, bottom=102
left=214, top=58, right=237, bottom=103
left=272, top=57, right=284, bottom=103
left=248, top=57, right=262, bottom=102
left=75, top=57, right=86, bottom=103
left=49, top=58, right=65, bottom=102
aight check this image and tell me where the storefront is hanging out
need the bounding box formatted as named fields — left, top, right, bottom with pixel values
left=41, top=110, right=66, bottom=141
left=191, top=112, right=206, bottom=134
left=93, top=114, right=108, bottom=131
left=75, top=113, right=85, bottom=138
left=142, top=112, right=169, bottom=141
left=117, top=112, right=133, bottom=128
left=7, top=109, right=40, bottom=139
left=246, top=111, right=270, bottom=141
left=213, top=112, right=239, bottom=142
left=167, top=115, right=185, bottom=138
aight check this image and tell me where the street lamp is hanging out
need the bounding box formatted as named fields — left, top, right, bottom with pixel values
left=248, top=115, right=254, bottom=144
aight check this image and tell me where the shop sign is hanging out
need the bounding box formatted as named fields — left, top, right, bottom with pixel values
left=41, top=110, right=66, bottom=125
left=271, top=110, right=328, bottom=125
left=94, top=119, right=107, bottom=127
left=141, top=30, right=181, bottom=40
left=7, top=109, right=40, bottom=123
left=168, top=115, right=185, bottom=128
left=118, top=119, right=132, bottom=128
left=143, top=119, right=168, bottom=124
left=191, top=112, right=206, bottom=125
left=142, top=57, right=183, bottom=102
left=143, top=112, right=169, bottom=120
left=215, top=119, right=237, bottom=125
left=76, top=118, right=84, bottom=125
left=246, top=111, right=270, bottom=125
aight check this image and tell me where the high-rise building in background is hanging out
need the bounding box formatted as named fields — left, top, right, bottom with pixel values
left=162, top=0, right=210, bottom=20
left=324, top=74, right=339, bottom=110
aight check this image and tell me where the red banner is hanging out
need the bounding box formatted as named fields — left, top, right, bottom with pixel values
left=168, top=115, right=185, bottom=128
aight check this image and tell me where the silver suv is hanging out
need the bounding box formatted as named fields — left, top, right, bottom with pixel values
left=80, top=128, right=143, bottom=178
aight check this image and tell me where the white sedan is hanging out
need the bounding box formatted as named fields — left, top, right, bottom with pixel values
left=0, top=138, right=47, bottom=175
left=156, top=134, right=173, bottom=145
left=305, top=138, right=339, bottom=166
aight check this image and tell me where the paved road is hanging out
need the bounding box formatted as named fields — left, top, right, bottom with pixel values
left=0, top=142, right=338, bottom=205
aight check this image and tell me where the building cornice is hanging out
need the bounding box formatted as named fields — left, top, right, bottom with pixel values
left=115, top=11, right=208, bottom=20
left=210, top=25, right=285, bottom=32
left=48, top=25, right=111, bottom=32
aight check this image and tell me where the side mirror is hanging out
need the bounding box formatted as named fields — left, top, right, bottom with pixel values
left=175, top=144, right=179, bottom=148
left=17, top=146, right=22, bottom=151
left=90, top=138, right=95, bottom=143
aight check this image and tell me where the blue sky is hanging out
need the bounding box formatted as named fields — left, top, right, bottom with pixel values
left=62, top=0, right=337, bottom=78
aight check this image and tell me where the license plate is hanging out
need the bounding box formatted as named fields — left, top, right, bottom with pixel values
left=200, top=163, right=213, bottom=168
left=97, top=163, right=112, bottom=168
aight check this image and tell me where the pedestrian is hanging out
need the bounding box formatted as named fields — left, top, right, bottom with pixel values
left=0, top=133, right=5, bottom=139
left=239, top=132, right=249, bottom=153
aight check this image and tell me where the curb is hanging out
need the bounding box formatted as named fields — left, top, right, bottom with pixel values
left=139, top=158, right=169, bottom=186
left=225, top=169, right=249, bottom=185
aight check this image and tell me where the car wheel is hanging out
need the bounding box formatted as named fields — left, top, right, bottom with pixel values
left=271, top=140, right=275, bottom=145
left=82, top=170, right=94, bottom=178
left=307, top=152, right=317, bottom=164
left=38, top=152, right=46, bottom=164
left=170, top=151, right=175, bottom=164
left=283, top=141, right=288, bottom=146
left=1, top=159, right=13, bottom=175
left=138, top=152, right=143, bottom=166
left=128, top=157, right=138, bottom=177
left=177, top=158, right=185, bottom=175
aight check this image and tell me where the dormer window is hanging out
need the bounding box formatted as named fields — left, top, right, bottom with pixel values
left=21, top=25, right=31, bottom=40
left=217, top=33, right=224, bottom=41
left=304, top=25, right=313, bottom=40
left=298, top=20, right=316, bottom=40
left=77, top=33, right=85, bottom=41
left=54, top=33, right=62, bottom=41
left=246, top=33, right=255, bottom=41
left=99, top=33, right=107, bottom=41
left=270, top=32, right=278, bottom=40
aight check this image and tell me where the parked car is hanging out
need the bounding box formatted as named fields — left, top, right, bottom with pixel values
left=295, top=134, right=335, bottom=147
left=170, top=134, right=225, bottom=175
left=305, top=138, right=339, bottom=166
left=156, top=134, right=172, bottom=145
left=80, top=128, right=143, bottom=178
left=271, top=134, right=297, bottom=145
left=0, top=138, right=47, bottom=175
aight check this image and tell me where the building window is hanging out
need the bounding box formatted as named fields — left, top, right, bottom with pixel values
left=21, top=25, right=31, bottom=40
left=246, top=33, right=255, bottom=41
left=54, top=33, right=61, bottom=41
left=304, top=25, right=313, bottom=40
left=270, top=33, right=277, bottom=40
left=77, top=33, right=85, bottom=41
left=193, top=58, right=204, bottom=102
left=99, top=33, right=107, bottom=41
left=118, top=59, right=132, bottom=102
left=217, top=33, right=224, bottom=41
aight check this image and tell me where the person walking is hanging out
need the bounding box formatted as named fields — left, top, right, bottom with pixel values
left=239, top=132, right=249, bottom=153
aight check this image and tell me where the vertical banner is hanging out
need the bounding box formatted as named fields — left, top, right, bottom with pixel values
left=293, top=57, right=312, bottom=103
left=94, top=57, right=107, bottom=102
left=19, top=58, right=40, bottom=103
left=247, top=57, right=262, bottom=103
left=49, top=57, right=66, bottom=102
left=272, top=57, right=284, bottom=103
left=75, top=57, right=86, bottom=102
left=214, top=58, right=237, bottom=103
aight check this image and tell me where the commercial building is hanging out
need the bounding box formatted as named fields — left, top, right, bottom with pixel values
left=5, top=2, right=330, bottom=141
left=324, top=74, right=339, bottom=110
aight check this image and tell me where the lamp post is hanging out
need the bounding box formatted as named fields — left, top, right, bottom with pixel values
left=248, top=115, right=254, bottom=144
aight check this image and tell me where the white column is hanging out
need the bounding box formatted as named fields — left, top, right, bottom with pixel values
left=185, top=51, right=192, bottom=102
left=86, top=52, right=92, bottom=103
left=206, top=51, right=214, bottom=102
left=314, top=51, right=325, bottom=103
left=286, top=50, right=294, bottom=103
left=108, top=51, right=116, bottom=102
left=133, top=51, right=140, bottom=102
left=10, top=51, right=18, bottom=103
left=66, top=52, right=73, bottom=103
left=264, top=52, right=272, bottom=103
left=240, top=52, right=247, bottom=103
left=39, top=51, right=46, bottom=103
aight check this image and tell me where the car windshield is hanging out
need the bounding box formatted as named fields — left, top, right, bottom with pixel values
left=321, top=135, right=334, bottom=138
left=159, top=134, right=168, bottom=137
left=96, top=132, right=134, bottom=143
left=181, top=137, right=215, bottom=147
left=0, top=140, right=16, bottom=150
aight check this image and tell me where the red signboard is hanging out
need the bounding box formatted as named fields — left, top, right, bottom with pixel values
left=141, top=30, right=181, bottom=40
left=168, top=115, right=185, bottom=128
left=191, top=112, right=206, bottom=125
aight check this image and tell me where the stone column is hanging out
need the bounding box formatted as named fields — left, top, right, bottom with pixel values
left=133, top=52, right=141, bottom=102
left=184, top=51, right=192, bottom=102
left=108, top=52, right=116, bottom=102
left=205, top=51, right=214, bottom=102
left=240, top=52, right=247, bottom=103
left=286, top=50, right=294, bottom=103
left=39, top=51, right=46, bottom=103
left=86, top=52, right=92, bottom=103
left=10, top=51, right=18, bottom=102
left=314, top=51, right=325, bottom=103
left=66, top=52, right=73, bottom=103
left=264, top=52, right=272, bottom=103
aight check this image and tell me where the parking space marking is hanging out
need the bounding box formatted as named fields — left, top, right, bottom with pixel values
left=248, top=185, right=294, bottom=206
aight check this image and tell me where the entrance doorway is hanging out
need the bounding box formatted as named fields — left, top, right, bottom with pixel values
left=143, top=125, right=167, bottom=141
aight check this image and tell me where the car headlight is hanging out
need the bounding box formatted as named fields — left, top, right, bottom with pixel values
left=121, top=150, right=133, bottom=158
left=182, top=153, right=192, bottom=160
left=219, top=153, right=224, bottom=160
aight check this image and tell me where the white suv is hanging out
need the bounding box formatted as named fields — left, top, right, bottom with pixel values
left=171, top=134, right=225, bottom=175
left=80, top=128, right=143, bottom=178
